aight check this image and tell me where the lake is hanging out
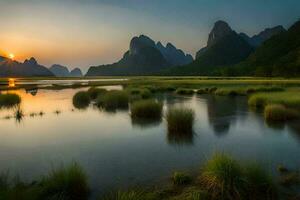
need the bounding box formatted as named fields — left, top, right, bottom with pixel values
left=0, top=86, right=300, bottom=196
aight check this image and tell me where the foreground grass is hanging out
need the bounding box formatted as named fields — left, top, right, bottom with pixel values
left=0, top=163, right=89, bottom=200
left=0, top=93, right=21, bottom=109
left=130, top=99, right=163, bottom=119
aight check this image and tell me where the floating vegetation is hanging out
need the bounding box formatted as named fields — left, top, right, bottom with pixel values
left=0, top=93, right=21, bottom=109
left=130, top=99, right=163, bottom=119
left=96, top=90, right=129, bottom=111
left=166, top=107, right=195, bottom=134
left=30, top=112, right=37, bottom=117
left=73, top=91, right=90, bottom=109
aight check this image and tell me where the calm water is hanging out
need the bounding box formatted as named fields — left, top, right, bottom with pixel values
left=1, top=87, right=300, bottom=196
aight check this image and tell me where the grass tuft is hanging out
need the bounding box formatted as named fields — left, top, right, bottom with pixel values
left=131, top=99, right=163, bottom=119
left=264, top=104, right=299, bottom=121
left=166, top=107, right=195, bottom=134
left=0, top=93, right=21, bottom=109
left=96, top=90, right=129, bottom=110
left=199, top=153, right=244, bottom=200
left=40, top=163, right=90, bottom=200
left=73, top=91, right=90, bottom=109
left=87, top=87, right=107, bottom=100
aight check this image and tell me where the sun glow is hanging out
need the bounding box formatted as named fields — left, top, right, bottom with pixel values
left=9, top=53, right=15, bottom=59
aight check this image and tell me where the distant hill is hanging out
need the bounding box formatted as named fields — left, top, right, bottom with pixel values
left=86, top=35, right=192, bottom=76
left=70, top=68, right=83, bottom=77
left=0, top=57, right=54, bottom=77
left=233, top=20, right=300, bottom=76
left=49, top=64, right=83, bottom=77
left=49, top=64, right=70, bottom=77
left=166, top=21, right=254, bottom=75
left=156, top=42, right=193, bottom=66
left=239, top=25, right=286, bottom=47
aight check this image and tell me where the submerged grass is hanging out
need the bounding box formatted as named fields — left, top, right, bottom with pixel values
left=0, top=93, right=21, bottom=109
left=96, top=90, right=129, bottom=110
left=166, top=107, right=195, bottom=134
left=73, top=91, right=90, bottom=109
left=130, top=99, right=163, bottom=119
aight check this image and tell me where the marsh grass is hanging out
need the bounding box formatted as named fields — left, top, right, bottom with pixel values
left=88, top=87, right=107, bottom=100
left=199, top=153, right=244, bottom=200
left=175, top=88, right=194, bottom=95
left=14, top=108, right=24, bottom=122
left=130, top=100, right=163, bottom=119
left=166, top=108, right=195, bottom=134
left=244, top=164, right=277, bottom=199
left=0, top=93, right=21, bottom=109
left=40, top=163, right=90, bottom=200
left=172, top=172, right=192, bottom=186
left=39, top=111, right=45, bottom=116
left=73, top=91, right=90, bottom=109
left=248, top=92, right=300, bottom=109
left=264, top=104, right=299, bottom=121
left=96, top=90, right=129, bottom=110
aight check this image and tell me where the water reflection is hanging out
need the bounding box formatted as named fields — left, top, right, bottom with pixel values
left=25, top=88, right=38, bottom=96
left=205, top=96, right=239, bottom=136
left=131, top=118, right=162, bottom=129
left=166, top=131, right=194, bottom=146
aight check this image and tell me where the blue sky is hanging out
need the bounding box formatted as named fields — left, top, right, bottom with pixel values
left=0, top=0, right=299, bottom=71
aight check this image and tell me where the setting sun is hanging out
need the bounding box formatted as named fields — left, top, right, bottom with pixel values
left=9, top=53, right=15, bottom=59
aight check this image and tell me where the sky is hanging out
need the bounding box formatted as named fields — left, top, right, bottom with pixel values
left=0, top=0, right=299, bottom=72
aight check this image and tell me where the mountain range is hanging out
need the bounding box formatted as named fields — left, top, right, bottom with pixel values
left=49, top=64, right=83, bottom=77
left=1, top=19, right=299, bottom=77
left=0, top=57, right=54, bottom=77
left=86, top=35, right=193, bottom=76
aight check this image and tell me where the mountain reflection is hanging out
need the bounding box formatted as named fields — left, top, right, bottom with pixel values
left=205, top=96, right=240, bottom=136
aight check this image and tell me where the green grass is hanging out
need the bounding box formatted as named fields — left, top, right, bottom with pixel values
left=175, top=88, right=194, bottom=95
left=87, top=87, right=107, bottom=100
left=248, top=91, right=300, bottom=109
left=40, top=163, right=90, bottom=200
left=172, top=172, right=192, bottom=186
left=72, top=91, right=91, bottom=109
left=244, top=164, right=277, bottom=199
left=0, top=93, right=21, bottom=109
left=166, top=108, right=195, bottom=134
left=199, top=153, right=244, bottom=200
left=130, top=100, right=163, bottom=119
left=96, top=90, right=129, bottom=110
left=264, top=104, right=299, bottom=121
